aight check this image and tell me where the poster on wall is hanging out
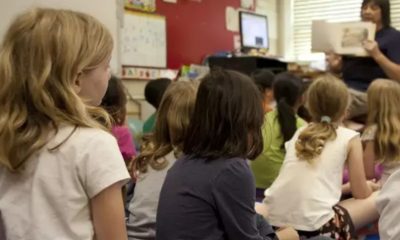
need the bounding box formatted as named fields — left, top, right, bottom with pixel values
left=121, top=11, right=166, bottom=67
left=226, top=6, right=239, bottom=32
left=122, top=66, right=178, bottom=80
left=241, top=0, right=254, bottom=9
left=125, top=0, right=156, bottom=12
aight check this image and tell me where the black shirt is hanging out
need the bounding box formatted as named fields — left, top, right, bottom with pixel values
left=343, top=27, right=400, bottom=91
left=156, top=156, right=276, bottom=240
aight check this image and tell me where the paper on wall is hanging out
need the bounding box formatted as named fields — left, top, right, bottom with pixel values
left=241, top=0, right=254, bottom=9
left=226, top=6, right=239, bottom=32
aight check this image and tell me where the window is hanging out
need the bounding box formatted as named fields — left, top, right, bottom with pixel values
left=292, top=0, right=400, bottom=60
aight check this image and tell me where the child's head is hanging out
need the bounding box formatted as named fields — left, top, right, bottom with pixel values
left=306, top=75, right=349, bottom=123
left=183, top=69, right=264, bottom=160
left=144, top=78, right=172, bottom=109
left=100, top=75, right=127, bottom=126
left=273, top=72, right=305, bottom=144
left=251, top=69, right=275, bottom=112
left=0, top=8, right=113, bottom=171
left=367, top=79, right=400, bottom=162
left=367, top=79, right=400, bottom=124
left=136, top=81, right=198, bottom=173
left=295, top=74, right=349, bottom=162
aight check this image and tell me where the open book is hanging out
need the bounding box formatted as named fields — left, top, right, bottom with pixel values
left=312, top=20, right=376, bottom=57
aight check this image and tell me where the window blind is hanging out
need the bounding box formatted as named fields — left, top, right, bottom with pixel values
left=292, top=0, right=400, bottom=59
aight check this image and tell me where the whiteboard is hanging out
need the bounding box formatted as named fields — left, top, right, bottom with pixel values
left=0, top=0, right=121, bottom=73
left=121, top=11, right=166, bottom=68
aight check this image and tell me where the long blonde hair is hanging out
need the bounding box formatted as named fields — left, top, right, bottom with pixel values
left=136, top=81, right=198, bottom=174
left=295, top=75, right=349, bottom=162
left=0, top=8, right=113, bottom=171
left=367, top=79, right=400, bottom=163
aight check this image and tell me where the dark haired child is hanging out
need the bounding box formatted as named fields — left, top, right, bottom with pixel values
left=143, top=78, right=171, bottom=134
left=156, top=69, right=299, bottom=240
left=101, top=75, right=136, bottom=164
left=251, top=72, right=306, bottom=199
left=251, top=69, right=275, bottom=113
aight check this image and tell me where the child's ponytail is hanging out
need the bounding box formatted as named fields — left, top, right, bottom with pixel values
left=273, top=73, right=304, bottom=146
left=295, top=118, right=337, bottom=163
left=276, top=98, right=297, bottom=143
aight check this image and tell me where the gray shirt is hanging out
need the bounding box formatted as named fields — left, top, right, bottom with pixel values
left=127, top=151, right=176, bottom=240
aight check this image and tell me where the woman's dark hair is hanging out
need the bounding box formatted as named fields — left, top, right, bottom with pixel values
left=183, top=69, right=264, bottom=160
left=362, top=0, right=391, bottom=28
left=251, top=69, right=275, bottom=94
left=273, top=72, right=304, bottom=146
left=100, top=75, right=127, bottom=126
left=144, top=78, right=171, bottom=109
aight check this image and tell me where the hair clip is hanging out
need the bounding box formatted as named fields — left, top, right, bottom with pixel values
left=320, top=116, right=331, bottom=123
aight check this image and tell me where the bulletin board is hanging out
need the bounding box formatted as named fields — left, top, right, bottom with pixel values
left=121, top=11, right=166, bottom=68
left=155, top=0, right=240, bottom=69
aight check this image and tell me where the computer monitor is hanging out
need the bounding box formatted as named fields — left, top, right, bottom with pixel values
left=239, top=11, right=269, bottom=51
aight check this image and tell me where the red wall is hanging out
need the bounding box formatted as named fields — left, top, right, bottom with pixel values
left=155, top=0, right=240, bottom=69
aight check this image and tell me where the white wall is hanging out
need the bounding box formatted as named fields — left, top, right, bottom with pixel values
left=0, top=0, right=122, bottom=73
left=277, top=0, right=294, bottom=60
left=255, top=0, right=279, bottom=55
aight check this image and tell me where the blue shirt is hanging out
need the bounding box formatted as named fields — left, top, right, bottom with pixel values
left=343, top=27, right=400, bottom=91
left=156, top=156, right=276, bottom=240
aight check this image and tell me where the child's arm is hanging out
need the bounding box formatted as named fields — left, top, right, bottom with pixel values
left=363, top=141, right=377, bottom=179
left=341, top=182, right=351, bottom=195
left=91, top=182, right=128, bottom=240
left=347, top=136, right=373, bottom=199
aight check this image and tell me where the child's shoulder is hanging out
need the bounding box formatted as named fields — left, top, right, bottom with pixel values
left=337, top=126, right=360, bottom=140
left=361, top=124, right=377, bottom=141
left=52, top=125, right=116, bottom=149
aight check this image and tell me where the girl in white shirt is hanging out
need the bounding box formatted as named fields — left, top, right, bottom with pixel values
left=261, top=75, right=379, bottom=239
left=0, top=8, right=130, bottom=240
left=362, top=79, right=400, bottom=185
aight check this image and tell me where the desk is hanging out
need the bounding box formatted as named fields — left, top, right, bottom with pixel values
left=208, top=56, right=287, bottom=75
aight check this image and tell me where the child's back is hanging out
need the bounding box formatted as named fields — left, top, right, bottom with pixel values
left=262, top=75, right=377, bottom=239
left=376, top=168, right=400, bottom=240
left=0, top=126, right=128, bottom=239
left=265, top=126, right=358, bottom=230
left=0, top=8, right=130, bottom=240
left=363, top=79, right=400, bottom=185
left=127, top=81, right=198, bottom=240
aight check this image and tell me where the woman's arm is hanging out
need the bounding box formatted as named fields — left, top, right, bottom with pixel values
left=364, top=40, right=400, bottom=82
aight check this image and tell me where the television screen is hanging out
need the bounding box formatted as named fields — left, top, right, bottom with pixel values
left=239, top=12, right=269, bottom=50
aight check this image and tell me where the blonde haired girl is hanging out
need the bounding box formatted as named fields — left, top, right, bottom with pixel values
left=127, top=81, right=198, bottom=239
left=262, top=75, right=379, bottom=239
left=363, top=79, right=400, bottom=185
left=0, top=8, right=129, bottom=240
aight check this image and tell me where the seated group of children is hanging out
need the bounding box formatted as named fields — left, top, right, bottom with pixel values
left=123, top=70, right=400, bottom=240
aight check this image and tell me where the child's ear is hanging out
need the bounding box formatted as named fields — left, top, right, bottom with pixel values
left=300, top=94, right=305, bottom=104
left=73, top=72, right=83, bottom=94
left=264, top=89, right=274, bottom=102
